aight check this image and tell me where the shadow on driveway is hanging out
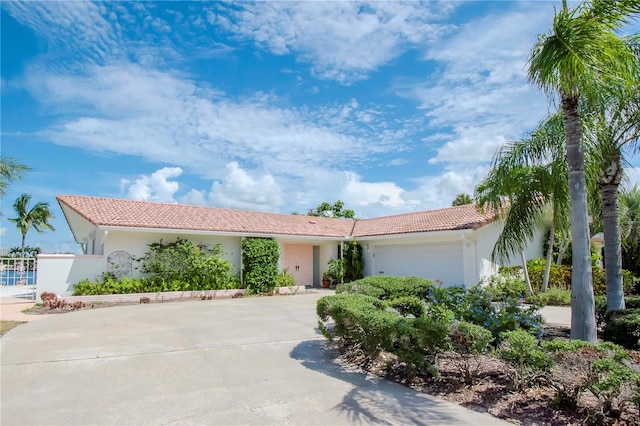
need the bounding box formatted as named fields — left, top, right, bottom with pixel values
left=290, top=339, right=504, bottom=425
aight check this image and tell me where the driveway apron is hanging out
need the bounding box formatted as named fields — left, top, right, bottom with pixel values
left=1, top=292, right=509, bottom=425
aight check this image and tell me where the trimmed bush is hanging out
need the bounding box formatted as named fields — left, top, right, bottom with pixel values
left=602, top=309, right=640, bottom=350
left=242, top=238, right=279, bottom=294
left=595, top=296, right=640, bottom=328
left=386, top=296, right=425, bottom=318
left=526, top=289, right=571, bottom=307
left=496, top=329, right=552, bottom=391
left=335, top=276, right=435, bottom=300
left=448, top=321, right=493, bottom=384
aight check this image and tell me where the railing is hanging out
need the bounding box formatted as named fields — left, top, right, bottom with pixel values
left=0, top=258, right=37, bottom=300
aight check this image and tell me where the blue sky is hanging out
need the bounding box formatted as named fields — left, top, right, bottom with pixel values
left=1, top=1, right=639, bottom=253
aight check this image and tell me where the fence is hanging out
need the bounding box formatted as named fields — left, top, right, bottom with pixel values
left=0, top=258, right=37, bottom=300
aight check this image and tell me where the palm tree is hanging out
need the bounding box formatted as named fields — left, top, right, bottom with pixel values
left=452, top=193, right=473, bottom=206
left=476, top=113, right=570, bottom=294
left=619, top=184, right=640, bottom=276
left=0, top=157, right=31, bottom=215
left=8, top=194, right=55, bottom=259
left=528, top=0, right=640, bottom=342
left=584, top=87, right=640, bottom=311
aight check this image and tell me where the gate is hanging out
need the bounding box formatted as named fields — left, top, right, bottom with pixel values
left=0, top=258, right=37, bottom=300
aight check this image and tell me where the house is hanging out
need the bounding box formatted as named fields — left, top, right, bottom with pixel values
left=36, top=195, right=544, bottom=295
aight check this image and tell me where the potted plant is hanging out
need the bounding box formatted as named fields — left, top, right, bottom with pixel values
left=322, top=273, right=331, bottom=288
left=324, top=258, right=346, bottom=288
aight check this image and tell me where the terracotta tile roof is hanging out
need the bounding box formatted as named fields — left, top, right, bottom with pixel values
left=352, top=204, right=496, bottom=237
left=57, top=195, right=496, bottom=239
left=57, top=195, right=355, bottom=238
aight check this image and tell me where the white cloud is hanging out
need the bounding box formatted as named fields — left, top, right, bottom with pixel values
left=208, top=162, right=283, bottom=211
left=340, top=172, right=405, bottom=208
left=216, top=1, right=455, bottom=83
left=395, top=4, right=553, bottom=166
left=122, top=167, right=183, bottom=202
left=0, top=227, right=6, bottom=237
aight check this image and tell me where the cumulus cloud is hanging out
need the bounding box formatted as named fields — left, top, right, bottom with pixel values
left=121, top=167, right=183, bottom=202
left=208, top=162, right=283, bottom=211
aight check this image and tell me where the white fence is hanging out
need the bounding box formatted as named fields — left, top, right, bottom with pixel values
left=0, top=258, right=37, bottom=300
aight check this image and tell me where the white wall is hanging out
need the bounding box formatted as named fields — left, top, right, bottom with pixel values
left=103, top=231, right=242, bottom=278
left=37, top=254, right=105, bottom=296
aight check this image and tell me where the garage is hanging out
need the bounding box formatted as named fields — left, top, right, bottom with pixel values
left=374, top=242, right=464, bottom=286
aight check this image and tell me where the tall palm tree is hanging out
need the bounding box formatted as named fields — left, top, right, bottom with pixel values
left=476, top=113, right=570, bottom=294
left=8, top=194, right=55, bottom=259
left=528, top=0, right=640, bottom=342
left=452, top=193, right=473, bottom=206
left=585, top=87, right=640, bottom=311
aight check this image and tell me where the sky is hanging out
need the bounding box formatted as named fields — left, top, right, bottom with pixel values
left=1, top=1, right=639, bottom=254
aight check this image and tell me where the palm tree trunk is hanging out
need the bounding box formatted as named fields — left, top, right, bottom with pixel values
left=562, top=94, right=597, bottom=343
left=20, top=233, right=26, bottom=261
left=601, top=183, right=625, bottom=311
left=520, top=250, right=534, bottom=295
left=557, top=232, right=570, bottom=265
left=542, top=222, right=556, bottom=293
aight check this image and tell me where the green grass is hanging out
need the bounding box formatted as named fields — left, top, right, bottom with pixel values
left=1, top=320, right=26, bottom=337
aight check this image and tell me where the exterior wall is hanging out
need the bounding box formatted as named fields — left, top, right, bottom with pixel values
left=102, top=231, right=242, bottom=278
left=471, top=220, right=546, bottom=283
left=37, top=254, right=105, bottom=296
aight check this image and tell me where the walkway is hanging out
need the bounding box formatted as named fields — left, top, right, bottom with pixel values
left=1, top=291, right=509, bottom=425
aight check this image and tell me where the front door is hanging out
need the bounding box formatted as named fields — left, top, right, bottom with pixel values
left=283, top=244, right=313, bottom=286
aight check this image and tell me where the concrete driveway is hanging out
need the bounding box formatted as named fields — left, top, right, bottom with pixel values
left=1, top=291, right=508, bottom=425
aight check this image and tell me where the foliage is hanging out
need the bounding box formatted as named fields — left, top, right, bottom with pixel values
left=451, top=193, right=473, bottom=206
left=620, top=185, right=640, bottom=276
left=448, top=321, right=493, bottom=384
left=0, top=156, right=30, bottom=199
left=526, top=288, right=572, bottom=306
left=482, top=270, right=528, bottom=301
left=343, top=241, right=364, bottom=282
left=324, top=258, right=346, bottom=284
left=241, top=237, right=279, bottom=294
left=276, top=269, right=297, bottom=292
left=138, top=239, right=238, bottom=290
left=336, top=276, right=435, bottom=300
left=307, top=200, right=355, bottom=219
left=317, top=293, right=448, bottom=378
left=496, top=329, right=552, bottom=391
left=8, top=193, right=55, bottom=258
left=602, top=309, right=640, bottom=350
left=385, top=296, right=425, bottom=318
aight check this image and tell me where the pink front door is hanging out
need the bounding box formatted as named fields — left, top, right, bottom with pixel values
left=283, top=244, right=313, bottom=286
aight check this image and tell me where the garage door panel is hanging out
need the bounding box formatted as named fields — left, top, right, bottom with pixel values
left=375, top=243, right=464, bottom=286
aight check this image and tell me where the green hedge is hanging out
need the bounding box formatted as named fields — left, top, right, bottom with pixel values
left=73, top=274, right=238, bottom=296
left=595, top=296, right=640, bottom=328
left=242, top=238, right=280, bottom=294
left=602, top=309, right=640, bottom=350
left=335, top=276, right=435, bottom=300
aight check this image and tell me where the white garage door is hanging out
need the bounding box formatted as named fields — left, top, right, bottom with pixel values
left=375, top=242, right=464, bottom=286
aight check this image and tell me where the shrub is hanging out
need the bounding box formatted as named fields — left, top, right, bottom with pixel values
left=386, top=296, right=425, bottom=318
left=596, top=296, right=640, bottom=328
left=396, top=318, right=450, bottom=378
left=336, top=276, right=435, bottom=300
left=448, top=321, right=493, bottom=384
left=602, top=309, right=640, bottom=350
left=482, top=270, right=528, bottom=301
left=526, top=263, right=572, bottom=292
left=496, top=329, right=552, bottom=391
left=137, top=239, right=238, bottom=290
left=526, top=289, right=571, bottom=307
left=242, top=238, right=279, bottom=294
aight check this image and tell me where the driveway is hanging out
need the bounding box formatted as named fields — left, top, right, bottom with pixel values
left=1, top=291, right=508, bottom=425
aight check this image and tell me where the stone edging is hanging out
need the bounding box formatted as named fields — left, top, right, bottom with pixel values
left=59, top=286, right=306, bottom=304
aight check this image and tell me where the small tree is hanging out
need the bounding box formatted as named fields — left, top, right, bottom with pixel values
left=308, top=200, right=355, bottom=219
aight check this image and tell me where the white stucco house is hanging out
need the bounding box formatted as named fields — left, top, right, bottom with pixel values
left=36, top=195, right=544, bottom=295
